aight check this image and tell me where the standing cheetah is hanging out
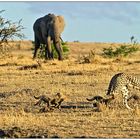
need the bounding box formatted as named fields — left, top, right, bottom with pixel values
left=106, top=72, right=140, bottom=109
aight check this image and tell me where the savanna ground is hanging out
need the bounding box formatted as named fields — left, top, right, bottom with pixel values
left=0, top=41, right=140, bottom=138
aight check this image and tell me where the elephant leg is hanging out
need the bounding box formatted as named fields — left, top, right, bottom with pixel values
left=33, top=35, right=40, bottom=59
left=46, top=36, right=53, bottom=60
left=53, top=40, right=63, bottom=60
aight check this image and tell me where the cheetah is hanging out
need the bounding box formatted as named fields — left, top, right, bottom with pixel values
left=49, top=93, right=64, bottom=109
left=34, top=92, right=65, bottom=111
left=87, top=94, right=114, bottom=106
left=34, top=95, right=51, bottom=108
left=106, top=72, right=140, bottom=109
left=87, top=95, right=114, bottom=112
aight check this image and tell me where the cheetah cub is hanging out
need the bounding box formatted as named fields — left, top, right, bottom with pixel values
left=34, top=92, right=65, bottom=111
left=106, top=72, right=140, bottom=110
left=87, top=94, right=114, bottom=106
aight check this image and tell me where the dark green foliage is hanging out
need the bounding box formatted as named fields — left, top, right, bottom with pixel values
left=103, top=47, right=115, bottom=58
left=37, top=44, right=46, bottom=59
left=61, top=42, right=69, bottom=58
left=37, top=42, right=69, bottom=59
left=102, top=37, right=139, bottom=58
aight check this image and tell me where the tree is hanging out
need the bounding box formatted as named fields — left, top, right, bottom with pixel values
left=0, top=10, right=25, bottom=56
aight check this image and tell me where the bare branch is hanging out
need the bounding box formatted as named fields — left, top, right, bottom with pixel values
left=0, top=10, right=25, bottom=56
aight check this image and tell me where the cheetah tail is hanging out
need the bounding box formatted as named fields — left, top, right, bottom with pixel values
left=86, top=97, right=95, bottom=101
left=34, top=95, right=41, bottom=99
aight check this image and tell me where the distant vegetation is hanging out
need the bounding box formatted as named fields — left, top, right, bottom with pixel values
left=73, top=40, right=80, bottom=43
left=102, top=37, right=139, bottom=58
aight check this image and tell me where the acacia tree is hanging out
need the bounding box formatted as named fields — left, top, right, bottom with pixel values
left=0, top=10, right=25, bottom=56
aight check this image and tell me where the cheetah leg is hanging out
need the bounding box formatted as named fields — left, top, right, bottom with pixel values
left=122, top=86, right=132, bottom=110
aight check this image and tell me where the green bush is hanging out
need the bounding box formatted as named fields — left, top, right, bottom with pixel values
left=102, top=38, right=139, bottom=58
left=37, top=42, right=69, bottom=59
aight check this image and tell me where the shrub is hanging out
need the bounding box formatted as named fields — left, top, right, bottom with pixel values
left=37, top=42, right=69, bottom=59
left=102, top=37, right=139, bottom=58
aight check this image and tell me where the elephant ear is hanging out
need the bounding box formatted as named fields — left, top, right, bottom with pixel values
left=56, top=16, right=65, bottom=33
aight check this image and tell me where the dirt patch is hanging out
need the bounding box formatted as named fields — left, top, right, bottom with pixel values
left=0, top=127, right=48, bottom=138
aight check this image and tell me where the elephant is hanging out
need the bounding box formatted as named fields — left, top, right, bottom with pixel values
left=33, top=13, right=65, bottom=60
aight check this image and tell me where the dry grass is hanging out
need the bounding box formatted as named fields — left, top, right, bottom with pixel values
left=0, top=41, right=140, bottom=138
